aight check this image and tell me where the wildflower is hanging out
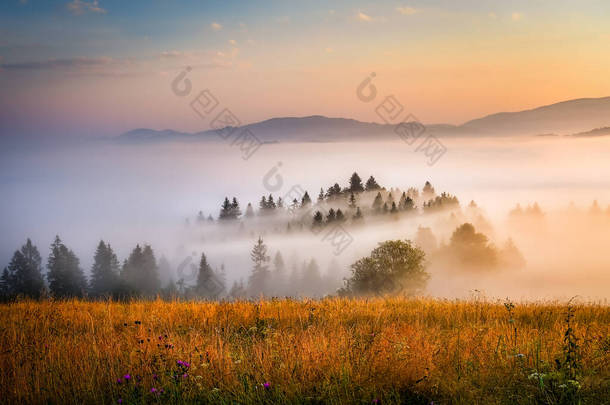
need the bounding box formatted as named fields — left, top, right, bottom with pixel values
left=372, top=399, right=380, bottom=404
left=116, top=378, right=122, bottom=384
left=152, top=374, right=158, bottom=380
left=118, top=399, right=123, bottom=404
left=123, top=374, right=131, bottom=381
left=182, top=373, right=189, bottom=378
left=263, top=382, right=271, bottom=389
left=151, top=387, right=157, bottom=394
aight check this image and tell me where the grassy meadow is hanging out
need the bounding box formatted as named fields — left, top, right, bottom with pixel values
left=1, top=298, right=609, bottom=404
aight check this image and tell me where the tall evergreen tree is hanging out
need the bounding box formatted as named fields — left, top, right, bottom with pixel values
left=245, top=202, right=255, bottom=218
left=372, top=192, right=383, bottom=211
left=272, top=251, right=286, bottom=296
left=247, top=237, right=270, bottom=297
left=301, top=191, right=312, bottom=207
left=196, top=252, right=220, bottom=299
left=348, top=192, right=357, bottom=209
left=336, top=209, right=346, bottom=221
left=89, top=240, right=121, bottom=297
left=219, top=197, right=233, bottom=220
left=3, top=239, right=46, bottom=298
left=326, top=208, right=336, bottom=223
left=312, top=211, right=324, bottom=227
left=365, top=176, right=381, bottom=191
left=47, top=236, right=87, bottom=298
left=349, top=172, right=364, bottom=193
left=121, top=244, right=160, bottom=297
left=353, top=207, right=363, bottom=220
left=231, top=197, right=242, bottom=219
left=317, top=188, right=325, bottom=203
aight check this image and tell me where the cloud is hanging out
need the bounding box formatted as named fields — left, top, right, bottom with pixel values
left=210, top=22, right=222, bottom=31
left=512, top=12, right=522, bottom=21
left=228, top=39, right=237, bottom=46
left=396, top=6, right=417, bottom=16
left=66, top=0, right=106, bottom=15
left=357, top=11, right=372, bottom=22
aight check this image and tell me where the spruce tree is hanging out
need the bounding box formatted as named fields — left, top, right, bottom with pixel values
left=231, top=197, right=242, bottom=219
left=317, top=188, right=325, bottom=203
left=219, top=197, right=233, bottom=220
left=196, top=252, right=219, bottom=298
left=245, top=202, right=255, bottom=218
left=122, top=244, right=160, bottom=297
left=365, top=176, right=381, bottom=191
left=2, top=239, right=46, bottom=298
left=353, top=207, right=363, bottom=220
left=301, top=191, right=312, bottom=207
left=349, top=172, right=364, bottom=193
left=372, top=192, right=383, bottom=212
left=89, top=240, right=121, bottom=297
left=248, top=237, right=270, bottom=297
left=326, top=208, right=336, bottom=223
left=348, top=192, right=357, bottom=209
left=47, top=236, right=87, bottom=298
left=312, top=211, right=324, bottom=227
left=336, top=209, right=346, bottom=221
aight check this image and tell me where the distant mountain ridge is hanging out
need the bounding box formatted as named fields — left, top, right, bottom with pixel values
left=117, top=96, right=610, bottom=143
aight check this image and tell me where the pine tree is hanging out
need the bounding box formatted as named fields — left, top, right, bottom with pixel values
left=391, top=201, right=398, bottom=213
left=312, top=211, right=324, bottom=227
left=383, top=202, right=389, bottom=214
left=272, top=251, right=286, bottom=296
left=422, top=181, right=436, bottom=199
left=231, top=197, right=242, bottom=219
left=326, top=183, right=342, bottom=199
left=318, top=188, right=325, bottom=203
left=197, top=211, right=205, bottom=223
left=365, top=176, right=381, bottom=191
left=326, top=208, right=336, bottom=223
left=2, top=239, right=46, bottom=299
left=348, top=192, right=357, bottom=209
left=353, top=206, right=363, bottom=220
left=122, top=244, right=160, bottom=297
left=301, top=191, right=312, bottom=207
left=89, top=240, right=121, bottom=297
left=47, top=236, right=87, bottom=298
left=336, top=209, right=346, bottom=222
left=219, top=197, right=233, bottom=220
left=267, top=194, right=277, bottom=210
left=248, top=237, right=270, bottom=296
left=301, top=259, right=322, bottom=297
left=277, top=197, right=284, bottom=209
left=245, top=202, right=255, bottom=218
left=196, top=252, right=220, bottom=298
left=372, top=192, right=383, bottom=212
left=0, top=268, right=11, bottom=299
left=349, top=172, right=364, bottom=193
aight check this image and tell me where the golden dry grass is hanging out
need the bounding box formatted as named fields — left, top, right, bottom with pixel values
left=0, top=298, right=609, bottom=404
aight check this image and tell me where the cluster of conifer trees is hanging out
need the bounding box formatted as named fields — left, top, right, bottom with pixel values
left=195, top=174, right=459, bottom=227
left=0, top=235, right=340, bottom=301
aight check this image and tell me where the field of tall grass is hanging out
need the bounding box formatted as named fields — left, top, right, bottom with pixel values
left=1, top=298, right=608, bottom=404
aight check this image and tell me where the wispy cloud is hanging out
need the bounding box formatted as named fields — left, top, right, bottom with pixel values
left=396, top=6, right=417, bottom=16
left=210, top=22, right=222, bottom=31
left=357, top=11, right=372, bottom=22
left=66, top=0, right=106, bottom=15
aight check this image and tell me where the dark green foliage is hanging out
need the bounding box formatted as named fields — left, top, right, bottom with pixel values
left=341, top=240, right=428, bottom=297
left=47, top=236, right=87, bottom=298
left=448, top=223, right=497, bottom=269
left=349, top=172, right=364, bottom=193
left=121, top=244, right=160, bottom=297
left=89, top=240, right=121, bottom=297
left=247, top=237, right=270, bottom=297
left=2, top=239, right=46, bottom=299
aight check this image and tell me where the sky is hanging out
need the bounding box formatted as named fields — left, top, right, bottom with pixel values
left=1, top=0, right=610, bottom=138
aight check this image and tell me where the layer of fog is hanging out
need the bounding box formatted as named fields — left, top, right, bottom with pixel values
left=2, top=135, right=610, bottom=300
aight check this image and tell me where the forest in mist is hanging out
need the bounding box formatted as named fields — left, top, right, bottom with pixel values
left=2, top=135, right=610, bottom=301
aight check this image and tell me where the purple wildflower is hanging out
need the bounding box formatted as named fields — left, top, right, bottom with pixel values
left=123, top=374, right=131, bottom=381
left=152, top=374, right=158, bottom=380
left=151, top=387, right=157, bottom=393
left=263, top=382, right=271, bottom=389
left=116, top=378, right=122, bottom=384
left=118, top=399, right=123, bottom=404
